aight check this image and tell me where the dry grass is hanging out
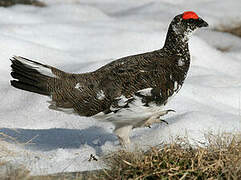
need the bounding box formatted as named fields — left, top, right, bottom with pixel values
left=97, top=133, right=241, bottom=180
left=214, top=24, right=241, bottom=52
left=0, top=132, right=31, bottom=180
left=0, top=133, right=240, bottom=179
left=215, top=25, right=241, bottom=38
left=216, top=46, right=232, bottom=53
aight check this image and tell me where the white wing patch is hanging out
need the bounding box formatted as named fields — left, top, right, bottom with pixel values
left=170, top=74, right=173, bottom=80
left=174, top=81, right=181, bottom=92
left=75, top=83, right=85, bottom=92
left=110, top=88, right=154, bottom=112
left=137, top=88, right=153, bottom=96
left=116, top=95, right=129, bottom=106
left=174, top=81, right=178, bottom=90
left=178, top=59, right=185, bottom=66
left=109, top=95, right=131, bottom=112
left=96, top=90, right=105, bottom=100
left=75, top=83, right=82, bottom=89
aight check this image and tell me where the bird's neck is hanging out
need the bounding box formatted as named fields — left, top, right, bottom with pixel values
left=163, top=25, right=190, bottom=56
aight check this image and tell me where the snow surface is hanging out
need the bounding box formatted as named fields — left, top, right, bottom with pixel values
left=0, top=0, right=241, bottom=175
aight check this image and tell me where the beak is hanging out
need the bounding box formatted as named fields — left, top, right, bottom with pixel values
left=197, top=18, right=208, bottom=28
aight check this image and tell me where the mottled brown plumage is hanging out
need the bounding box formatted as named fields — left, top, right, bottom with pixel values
left=10, top=11, right=208, bottom=146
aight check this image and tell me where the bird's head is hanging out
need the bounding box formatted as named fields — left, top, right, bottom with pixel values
left=170, top=11, right=208, bottom=40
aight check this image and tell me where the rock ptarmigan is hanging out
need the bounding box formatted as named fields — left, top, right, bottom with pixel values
left=10, top=11, right=208, bottom=146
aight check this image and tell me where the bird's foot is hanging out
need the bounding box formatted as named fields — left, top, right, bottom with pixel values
left=117, top=136, right=130, bottom=148
left=114, top=125, right=132, bottom=148
left=158, top=109, right=176, bottom=116
left=160, top=119, right=169, bottom=124
left=144, top=109, right=175, bottom=128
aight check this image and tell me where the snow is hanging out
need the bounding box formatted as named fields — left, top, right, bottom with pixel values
left=0, top=0, right=241, bottom=175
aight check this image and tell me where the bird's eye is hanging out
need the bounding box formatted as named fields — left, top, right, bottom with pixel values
left=188, top=19, right=195, bottom=23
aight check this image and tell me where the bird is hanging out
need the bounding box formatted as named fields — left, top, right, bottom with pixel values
left=10, top=11, right=208, bottom=146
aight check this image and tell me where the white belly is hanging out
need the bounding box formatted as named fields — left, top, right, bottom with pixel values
left=93, top=95, right=164, bottom=128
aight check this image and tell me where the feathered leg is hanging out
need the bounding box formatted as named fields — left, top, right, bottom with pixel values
left=114, top=125, right=133, bottom=147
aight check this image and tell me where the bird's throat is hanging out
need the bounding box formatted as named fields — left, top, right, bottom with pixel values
left=163, top=26, right=190, bottom=55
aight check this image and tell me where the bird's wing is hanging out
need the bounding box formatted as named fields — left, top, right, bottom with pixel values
left=48, top=50, right=179, bottom=116
left=94, top=50, right=178, bottom=113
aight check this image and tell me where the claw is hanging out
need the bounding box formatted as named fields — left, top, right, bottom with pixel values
left=167, top=109, right=176, bottom=113
left=143, top=109, right=174, bottom=128
left=160, top=119, right=168, bottom=124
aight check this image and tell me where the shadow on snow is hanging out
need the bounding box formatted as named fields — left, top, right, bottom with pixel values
left=0, top=126, right=116, bottom=155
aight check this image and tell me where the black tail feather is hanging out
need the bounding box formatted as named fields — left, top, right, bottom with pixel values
left=10, top=56, right=52, bottom=96
left=11, top=71, right=38, bottom=85
left=10, top=80, right=49, bottom=96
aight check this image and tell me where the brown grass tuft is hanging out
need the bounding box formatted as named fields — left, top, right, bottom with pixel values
left=98, top=133, right=241, bottom=180
left=0, top=133, right=30, bottom=180
left=215, top=25, right=241, bottom=38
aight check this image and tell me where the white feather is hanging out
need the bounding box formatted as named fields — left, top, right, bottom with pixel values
left=94, top=93, right=164, bottom=128
left=96, top=90, right=105, bottom=100
left=178, top=59, right=185, bottom=66
left=13, top=56, right=57, bottom=78
left=137, top=88, right=153, bottom=96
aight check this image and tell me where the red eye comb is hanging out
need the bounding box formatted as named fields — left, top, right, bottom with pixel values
left=182, top=11, right=199, bottom=20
